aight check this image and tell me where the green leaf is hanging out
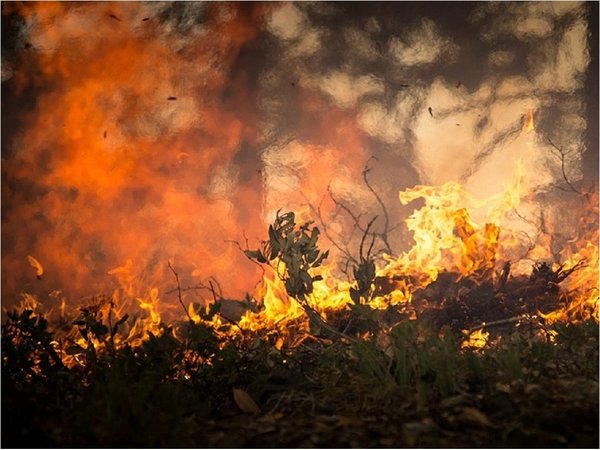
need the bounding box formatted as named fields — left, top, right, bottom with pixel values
left=268, top=225, right=284, bottom=252
left=312, top=250, right=329, bottom=267
left=306, top=249, right=319, bottom=264
left=299, top=270, right=312, bottom=287
left=309, top=227, right=320, bottom=247
left=244, top=249, right=267, bottom=263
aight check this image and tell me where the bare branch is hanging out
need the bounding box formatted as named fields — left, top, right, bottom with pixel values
left=359, top=215, right=379, bottom=262
left=545, top=137, right=583, bottom=196
left=167, top=261, right=193, bottom=322
left=362, top=156, right=393, bottom=254
left=466, top=314, right=530, bottom=333
left=225, top=239, right=266, bottom=276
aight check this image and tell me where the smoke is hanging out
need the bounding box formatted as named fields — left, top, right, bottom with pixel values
left=1, top=2, right=595, bottom=310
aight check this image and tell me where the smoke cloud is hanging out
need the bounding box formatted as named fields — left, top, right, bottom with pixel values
left=1, top=2, right=596, bottom=312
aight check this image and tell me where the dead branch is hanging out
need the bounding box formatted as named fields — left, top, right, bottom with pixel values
left=305, top=189, right=359, bottom=270
left=208, top=280, right=219, bottom=302
left=466, top=314, right=531, bottom=333
left=545, top=137, right=584, bottom=196
left=225, top=238, right=266, bottom=276
left=362, top=156, right=393, bottom=254
left=167, top=261, right=194, bottom=322
left=359, top=215, right=378, bottom=262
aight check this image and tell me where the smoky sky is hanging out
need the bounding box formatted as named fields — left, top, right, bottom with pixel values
left=1, top=2, right=597, bottom=310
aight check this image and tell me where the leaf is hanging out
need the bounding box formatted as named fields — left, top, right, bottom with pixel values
left=309, top=227, right=320, bottom=246
left=268, top=225, right=283, bottom=253
left=306, top=249, right=319, bottom=264
left=233, top=388, right=260, bottom=414
left=458, top=407, right=493, bottom=428
left=66, top=345, right=85, bottom=355
left=90, top=323, right=109, bottom=337
left=27, top=255, right=44, bottom=278
left=115, top=314, right=129, bottom=326
left=312, top=250, right=329, bottom=267
left=244, top=249, right=267, bottom=264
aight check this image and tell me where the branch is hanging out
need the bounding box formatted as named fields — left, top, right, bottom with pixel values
left=298, top=297, right=358, bottom=344
left=545, top=137, right=583, bottom=196
left=167, top=261, right=193, bottom=322
left=362, top=156, right=393, bottom=254
left=359, top=215, right=378, bottom=261
left=225, top=238, right=266, bottom=276
left=466, top=314, right=530, bottom=333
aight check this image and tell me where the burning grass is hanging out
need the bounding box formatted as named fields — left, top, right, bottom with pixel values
left=2, top=303, right=598, bottom=447
left=2, top=180, right=599, bottom=447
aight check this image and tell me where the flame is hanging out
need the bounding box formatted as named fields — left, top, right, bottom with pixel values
left=6, top=160, right=598, bottom=363
left=539, top=193, right=599, bottom=324
left=461, top=328, right=490, bottom=349
left=522, top=108, right=535, bottom=133
left=380, top=164, right=524, bottom=294
left=236, top=161, right=598, bottom=343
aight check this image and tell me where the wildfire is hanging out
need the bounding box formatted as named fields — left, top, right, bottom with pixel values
left=234, top=159, right=598, bottom=346
left=2, top=2, right=596, bottom=357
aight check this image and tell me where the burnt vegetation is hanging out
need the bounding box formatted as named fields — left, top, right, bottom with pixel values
left=2, top=207, right=599, bottom=448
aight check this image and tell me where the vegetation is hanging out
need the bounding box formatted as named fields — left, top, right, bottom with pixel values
left=2, top=211, right=598, bottom=447
left=2, top=305, right=598, bottom=448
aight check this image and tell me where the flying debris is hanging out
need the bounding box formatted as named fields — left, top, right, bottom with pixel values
left=103, top=130, right=107, bottom=139
left=109, top=14, right=121, bottom=22
left=167, top=96, right=177, bottom=101
left=456, top=81, right=462, bottom=89
left=142, top=17, right=149, bottom=21
left=428, top=107, right=433, bottom=117
left=27, top=255, right=44, bottom=280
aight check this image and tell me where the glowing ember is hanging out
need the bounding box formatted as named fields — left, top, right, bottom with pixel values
left=461, top=328, right=490, bottom=350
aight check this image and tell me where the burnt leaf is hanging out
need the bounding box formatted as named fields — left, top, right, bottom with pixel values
left=65, top=345, right=85, bottom=356
left=115, top=314, right=129, bottom=327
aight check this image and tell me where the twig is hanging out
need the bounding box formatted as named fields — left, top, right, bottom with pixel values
left=466, top=314, right=530, bottom=333
left=167, top=261, right=193, bottom=322
left=359, top=216, right=379, bottom=261
left=306, top=189, right=358, bottom=268
left=299, top=297, right=358, bottom=344
left=362, top=156, right=393, bottom=254
left=208, top=280, right=219, bottom=302
left=225, top=239, right=266, bottom=275
left=545, top=137, right=583, bottom=195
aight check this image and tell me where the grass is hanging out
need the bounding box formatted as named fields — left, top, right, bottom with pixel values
left=2, top=304, right=598, bottom=448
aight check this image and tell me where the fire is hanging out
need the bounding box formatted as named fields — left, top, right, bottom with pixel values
left=6, top=156, right=598, bottom=363
left=522, top=109, right=535, bottom=133
left=1, top=1, right=596, bottom=355
left=461, top=328, right=490, bottom=350
left=539, top=199, right=599, bottom=324
left=380, top=164, right=524, bottom=293
left=236, top=158, right=598, bottom=343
